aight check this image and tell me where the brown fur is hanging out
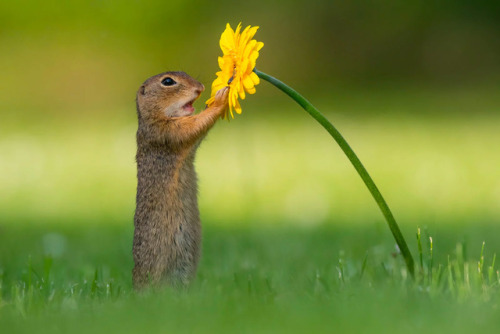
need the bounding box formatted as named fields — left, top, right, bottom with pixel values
left=132, top=71, right=228, bottom=289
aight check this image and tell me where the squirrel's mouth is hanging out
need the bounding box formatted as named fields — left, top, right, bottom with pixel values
left=181, top=92, right=202, bottom=115
left=182, top=100, right=195, bottom=114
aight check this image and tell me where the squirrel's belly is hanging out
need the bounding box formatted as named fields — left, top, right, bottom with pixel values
left=133, top=152, right=201, bottom=287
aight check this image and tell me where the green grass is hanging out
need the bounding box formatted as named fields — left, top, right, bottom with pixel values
left=1, top=88, right=500, bottom=332
left=0, top=222, right=499, bottom=333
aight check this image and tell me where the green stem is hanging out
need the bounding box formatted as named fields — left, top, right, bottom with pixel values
left=254, top=69, right=415, bottom=278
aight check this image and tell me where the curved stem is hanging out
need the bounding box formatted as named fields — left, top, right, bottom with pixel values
left=255, top=69, right=415, bottom=277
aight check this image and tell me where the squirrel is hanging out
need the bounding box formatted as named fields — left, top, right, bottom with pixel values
left=132, top=71, right=229, bottom=289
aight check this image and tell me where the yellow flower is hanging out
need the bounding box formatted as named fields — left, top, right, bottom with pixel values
left=206, top=23, right=264, bottom=119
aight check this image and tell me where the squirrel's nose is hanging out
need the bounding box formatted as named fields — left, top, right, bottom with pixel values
left=195, top=87, right=204, bottom=97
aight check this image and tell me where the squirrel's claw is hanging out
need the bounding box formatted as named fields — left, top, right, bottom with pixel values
left=212, top=87, right=229, bottom=109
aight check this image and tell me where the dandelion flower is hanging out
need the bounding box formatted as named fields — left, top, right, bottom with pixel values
left=206, top=23, right=264, bottom=119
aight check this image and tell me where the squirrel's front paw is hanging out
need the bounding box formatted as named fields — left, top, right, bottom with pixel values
left=212, top=87, right=229, bottom=110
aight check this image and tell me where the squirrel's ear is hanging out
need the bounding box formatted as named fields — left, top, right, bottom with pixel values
left=139, top=85, right=146, bottom=95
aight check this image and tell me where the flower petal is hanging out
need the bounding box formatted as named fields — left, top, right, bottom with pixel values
left=217, top=56, right=225, bottom=70
left=233, top=23, right=242, bottom=47
left=243, top=76, right=256, bottom=93
left=220, top=24, right=235, bottom=54
left=233, top=98, right=242, bottom=115
left=208, top=23, right=263, bottom=118
left=250, top=72, right=260, bottom=85
left=206, top=96, right=215, bottom=106
left=238, top=78, right=246, bottom=100
left=243, top=40, right=257, bottom=60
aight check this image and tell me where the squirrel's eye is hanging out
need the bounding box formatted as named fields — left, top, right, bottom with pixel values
left=161, top=77, right=176, bottom=86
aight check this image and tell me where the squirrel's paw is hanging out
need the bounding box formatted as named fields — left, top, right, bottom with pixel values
left=212, top=87, right=229, bottom=109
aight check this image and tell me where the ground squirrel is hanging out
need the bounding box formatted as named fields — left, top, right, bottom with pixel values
left=132, top=71, right=229, bottom=289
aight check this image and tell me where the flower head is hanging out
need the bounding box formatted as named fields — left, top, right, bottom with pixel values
left=206, top=23, right=264, bottom=119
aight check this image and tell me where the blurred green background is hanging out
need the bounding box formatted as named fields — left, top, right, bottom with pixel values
left=1, top=0, right=499, bottom=228
left=1, top=1, right=500, bottom=332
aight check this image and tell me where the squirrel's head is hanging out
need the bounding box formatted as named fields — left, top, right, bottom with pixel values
left=136, top=71, right=205, bottom=121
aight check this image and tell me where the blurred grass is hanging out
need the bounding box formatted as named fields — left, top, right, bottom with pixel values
left=1, top=86, right=499, bottom=229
